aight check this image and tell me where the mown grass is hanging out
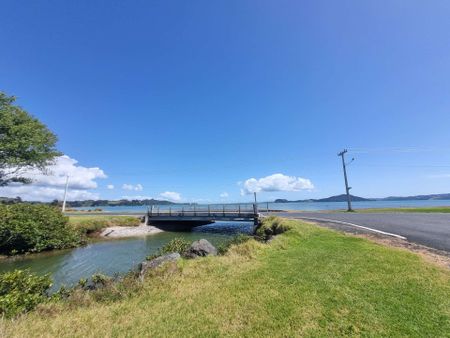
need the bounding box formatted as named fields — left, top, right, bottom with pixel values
left=1, top=218, right=449, bottom=337
left=352, top=206, right=450, bottom=213
left=68, top=215, right=141, bottom=235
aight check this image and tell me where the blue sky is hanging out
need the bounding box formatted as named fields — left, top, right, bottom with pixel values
left=1, top=0, right=450, bottom=202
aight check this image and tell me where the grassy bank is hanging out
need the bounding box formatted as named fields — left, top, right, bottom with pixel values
left=1, top=218, right=449, bottom=337
left=68, top=215, right=141, bottom=235
left=351, top=206, right=450, bottom=213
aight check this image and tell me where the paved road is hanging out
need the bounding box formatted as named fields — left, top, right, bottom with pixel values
left=278, top=212, right=450, bottom=252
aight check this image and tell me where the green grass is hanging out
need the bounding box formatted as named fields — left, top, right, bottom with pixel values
left=1, top=218, right=449, bottom=337
left=351, top=206, right=450, bottom=213
left=68, top=215, right=141, bottom=234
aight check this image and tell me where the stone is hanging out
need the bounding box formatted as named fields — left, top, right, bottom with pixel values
left=139, top=252, right=180, bottom=280
left=185, top=239, right=217, bottom=258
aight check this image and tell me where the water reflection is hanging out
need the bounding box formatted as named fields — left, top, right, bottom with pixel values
left=0, top=222, right=252, bottom=291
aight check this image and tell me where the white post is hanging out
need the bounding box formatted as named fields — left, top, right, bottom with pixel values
left=62, top=175, right=69, bottom=212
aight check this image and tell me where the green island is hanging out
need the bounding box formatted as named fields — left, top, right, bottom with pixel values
left=1, top=217, right=449, bottom=337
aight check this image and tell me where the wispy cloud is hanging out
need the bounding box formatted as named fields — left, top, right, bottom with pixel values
left=107, top=184, right=115, bottom=190
left=428, top=174, right=450, bottom=179
left=159, top=191, right=182, bottom=202
left=220, top=192, right=229, bottom=198
left=240, top=173, right=314, bottom=195
left=122, top=183, right=143, bottom=191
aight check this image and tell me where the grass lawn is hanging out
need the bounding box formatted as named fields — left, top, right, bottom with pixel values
left=68, top=215, right=141, bottom=234
left=351, top=206, right=450, bottom=213
left=1, top=218, right=449, bottom=337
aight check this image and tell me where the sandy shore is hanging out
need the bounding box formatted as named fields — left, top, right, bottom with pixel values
left=100, top=224, right=163, bottom=238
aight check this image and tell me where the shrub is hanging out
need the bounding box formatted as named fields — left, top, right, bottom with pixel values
left=91, top=273, right=112, bottom=287
left=0, top=203, right=81, bottom=255
left=255, top=216, right=291, bottom=240
left=217, top=234, right=252, bottom=255
left=146, top=238, right=191, bottom=260
left=0, top=269, right=52, bottom=318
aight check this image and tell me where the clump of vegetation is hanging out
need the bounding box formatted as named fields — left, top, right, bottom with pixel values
left=255, top=216, right=292, bottom=240
left=50, top=271, right=142, bottom=306
left=69, top=216, right=141, bottom=235
left=217, top=234, right=252, bottom=255
left=0, top=204, right=81, bottom=255
left=0, top=269, right=52, bottom=318
left=146, top=238, right=191, bottom=260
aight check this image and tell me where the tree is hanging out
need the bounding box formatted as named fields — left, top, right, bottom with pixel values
left=0, top=92, right=61, bottom=186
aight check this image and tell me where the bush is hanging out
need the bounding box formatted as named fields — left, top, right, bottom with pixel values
left=217, top=234, right=252, bottom=255
left=146, top=238, right=191, bottom=260
left=0, top=203, right=80, bottom=255
left=255, top=216, right=291, bottom=240
left=0, top=269, right=52, bottom=318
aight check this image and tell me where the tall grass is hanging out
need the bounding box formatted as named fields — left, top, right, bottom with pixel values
left=69, top=216, right=141, bottom=235
left=1, top=217, right=449, bottom=337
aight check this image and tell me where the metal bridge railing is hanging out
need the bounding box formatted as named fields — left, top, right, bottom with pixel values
left=147, top=203, right=258, bottom=217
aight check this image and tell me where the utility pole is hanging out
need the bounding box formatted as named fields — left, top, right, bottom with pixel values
left=62, top=175, right=69, bottom=213
left=338, top=149, right=353, bottom=212
left=253, top=192, right=258, bottom=214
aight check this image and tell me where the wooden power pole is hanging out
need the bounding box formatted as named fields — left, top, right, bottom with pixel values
left=338, top=149, right=353, bottom=212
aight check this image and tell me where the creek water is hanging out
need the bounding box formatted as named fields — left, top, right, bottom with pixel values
left=0, top=222, right=252, bottom=291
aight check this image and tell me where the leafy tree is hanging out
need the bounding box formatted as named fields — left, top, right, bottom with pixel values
left=0, top=92, right=61, bottom=186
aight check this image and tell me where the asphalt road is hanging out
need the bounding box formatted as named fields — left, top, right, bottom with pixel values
left=278, top=212, right=450, bottom=252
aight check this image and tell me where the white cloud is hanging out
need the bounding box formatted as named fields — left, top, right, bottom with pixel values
left=107, top=184, right=115, bottom=190
left=0, top=155, right=106, bottom=201
left=122, top=183, right=143, bottom=191
left=240, top=173, right=314, bottom=195
left=159, top=191, right=182, bottom=202
left=220, top=192, right=229, bottom=198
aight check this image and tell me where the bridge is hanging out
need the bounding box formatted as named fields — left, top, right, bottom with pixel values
left=145, top=204, right=260, bottom=231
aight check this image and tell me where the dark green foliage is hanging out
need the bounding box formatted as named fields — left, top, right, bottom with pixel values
left=0, top=269, right=52, bottom=317
left=146, top=237, right=191, bottom=260
left=217, top=234, right=251, bottom=255
left=91, top=273, right=112, bottom=286
left=0, top=203, right=80, bottom=255
left=255, top=216, right=292, bottom=240
left=0, top=92, right=61, bottom=186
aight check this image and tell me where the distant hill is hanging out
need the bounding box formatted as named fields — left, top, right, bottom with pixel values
left=0, top=197, right=178, bottom=207
left=381, top=193, right=450, bottom=201
left=274, top=194, right=372, bottom=203
left=274, top=193, right=450, bottom=203
left=316, top=194, right=372, bottom=202
left=65, top=199, right=177, bottom=207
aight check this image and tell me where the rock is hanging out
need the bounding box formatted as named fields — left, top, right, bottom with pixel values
left=139, top=252, right=180, bottom=280
left=185, top=239, right=217, bottom=258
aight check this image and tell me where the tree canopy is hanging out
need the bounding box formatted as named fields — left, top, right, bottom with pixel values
left=0, top=92, right=61, bottom=186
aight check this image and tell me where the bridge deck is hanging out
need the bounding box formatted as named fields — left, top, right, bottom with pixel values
left=146, top=205, right=259, bottom=228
